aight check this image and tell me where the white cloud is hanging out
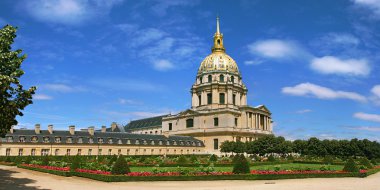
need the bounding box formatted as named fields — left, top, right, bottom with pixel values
left=40, top=83, right=86, bottom=93
left=24, top=0, right=123, bottom=25
left=310, top=56, right=370, bottom=76
left=33, top=94, right=53, bottom=100
left=151, top=0, right=199, bottom=16
left=321, top=33, right=360, bottom=46
left=370, top=85, right=380, bottom=105
left=248, top=39, right=302, bottom=59
left=353, top=0, right=380, bottom=17
left=296, top=109, right=313, bottom=114
left=347, top=126, right=380, bottom=132
left=153, top=59, right=175, bottom=71
left=118, top=99, right=142, bottom=105
left=282, top=82, right=367, bottom=102
left=244, top=60, right=263, bottom=65
left=354, top=112, right=380, bottom=123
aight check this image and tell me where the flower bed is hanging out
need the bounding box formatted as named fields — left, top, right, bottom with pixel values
left=18, top=164, right=72, bottom=177
left=250, top=170, right=348, bottom=175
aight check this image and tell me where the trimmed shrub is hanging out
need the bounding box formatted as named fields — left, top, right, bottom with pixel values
left=371, top=159, right=377, bottom=166
left=177, top=155, right=188, bottom=164
left=108, top=154, right=117, bottom=166
left=323, top=155, right=334, bottom=165
left=360, top=157, right=374, bottom=169
left=25, top=156, right=32, bottom=164
left=111, top=156, right=130, bottom=175
left=343, top=158, right=359, bottom=172
left=42, top=156, right=49, bottom=166
left=190, top=155, right=198, bottom=163
left=70, top=156, right=81, bottom=172
left=267, top=155, right=276, bottom=162
left=232, top=154, right=250, bottom=174
left=5, top=157, right=11, bottom=163
left=209, top=154, right=218, bottom=162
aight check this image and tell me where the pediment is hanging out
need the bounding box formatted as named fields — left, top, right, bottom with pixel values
left=254, top=105, right=271, bottom=113
left=177, top=109, right=199, bottom=117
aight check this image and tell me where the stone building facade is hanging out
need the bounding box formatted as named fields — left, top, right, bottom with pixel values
left=0, top=17, right=272, bottom=156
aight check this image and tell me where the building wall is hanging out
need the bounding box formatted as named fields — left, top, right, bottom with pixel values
left=130, top=127, right=162, bottom=135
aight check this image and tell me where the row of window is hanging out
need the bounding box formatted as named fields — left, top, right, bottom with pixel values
left=199, top=75, right=237, bottom=84
left=5, top=148, right=201, bottom=156
left=198, top=93, right=237, bottom=106
left=5, top=136, right=202, bottom=146
left=181, top=117, right=238, bottom=128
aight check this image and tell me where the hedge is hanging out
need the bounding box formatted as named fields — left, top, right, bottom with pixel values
left=293, top=160, right=345, bottom=165
left=18, top=165, right=72, bottom=177
left=0, top=162, right=17, bottom=166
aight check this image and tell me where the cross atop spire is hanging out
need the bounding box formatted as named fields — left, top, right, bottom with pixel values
left=216, top=16, right=220, bottom=34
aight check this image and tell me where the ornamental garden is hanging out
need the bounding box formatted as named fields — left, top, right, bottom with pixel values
left=1, top=135, right=380, bottom=182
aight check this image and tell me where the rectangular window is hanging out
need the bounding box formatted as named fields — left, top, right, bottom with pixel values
left=6, top=148, right=11, bottom=156
left=198, top=95, right=202, bottom=106
left=219, top=93, right=225, bottom=104
left=31, top=149, right=36, bottom=156
left=18, top=149, right=23, bottom=156
left=233, top=94, right=236, bottom=105
left=214, top=118, right=219, bottom=126
left=108, top=149, right=112, bottom=155
left=55, top=149, right=59, bottom=156
left=207, top=93, right=212, bottom=104
left=88, top=149, right=92, bottom=156
left=213, top=139, right=219, bottom=150
left=41, top=149, right=49, bottom=156
left=186, top=119, right=194, bottom=128
left=66, top=149, right=71, bottom=156
left=118, top=149, right=121, bottom=155
left=78, top=149, right=82, bottom=155
left=169, top=123, right=172, bottom=131
left=235, top=118, right=238, bottom=126
left=98, top=149, right=102, bottom=155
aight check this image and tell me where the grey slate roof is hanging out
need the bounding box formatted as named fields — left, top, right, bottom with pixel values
left=124, top=115, right=169, bottom=131
left=2, top=129, right=204, bottom=147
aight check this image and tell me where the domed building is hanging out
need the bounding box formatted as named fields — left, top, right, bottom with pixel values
left=160, top=17, right=273, bottom=154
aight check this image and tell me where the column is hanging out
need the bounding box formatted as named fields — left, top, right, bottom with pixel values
left=258, top=114, right=261, bottom=130
left=255, top=114, right=258, bottom=129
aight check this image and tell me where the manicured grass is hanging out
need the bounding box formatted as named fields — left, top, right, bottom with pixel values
left=130, top=163, right=343, bottom=172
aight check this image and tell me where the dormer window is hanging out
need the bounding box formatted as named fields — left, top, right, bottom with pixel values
left=150, top=140, right=155, bottom=145
left=7, top=136, right=13, bottom=142
left=55, top=137, right=61, bottom=143
left=66, top=137, right=73, bottom=143
left=118, top=139, right=122, bottom=144
left=159, top=140, right=163, bottom=145
left=135, top=139, right=140, bottom=145
left=98, top=138, right=104, bottom=144
left=77, top=137, right=83, bottom=143
left=43, top=137, right=50, bottom=143
left=31, top=136, right=38, bottom=143
left=108, top=138, right=113, bottom=144
left=126, top=139, right=131, bottom=144
left=19, top=136, right=25, bottom=142
left=173, top=140, right=177, bottom=145
left=88, top=138, right=94, bottom=144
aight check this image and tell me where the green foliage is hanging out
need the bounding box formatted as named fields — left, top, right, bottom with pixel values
left=190, top=155, right=198, bottom=163
left=343, top=158, right=359, bottom=172
left=108, top=154, right=117, bottom=166
left=267, top=155, right=276, bottom=162
left=287, top=154, right=294, bottom=161
left=177, top=155, right=188, bottom=164
left=70, top=156, right=81, bottom=172
left=24, top=156, right=32, bottom=164
left=232, top=154, right=250, bottom=174
left=323, top=155, right=334, bottom=165
left=5, top=156, right=11, bottom=162
left=0, top=25, right=36, bottom=137
left=111, top=156, right=130, bottom=175
left=371, top=159, right=377, bottom=166
left=209, top=154, right=218, bottom=162
left=41, top=156, right=49, bottom=166
left=359, top=157, right=373, bottom=169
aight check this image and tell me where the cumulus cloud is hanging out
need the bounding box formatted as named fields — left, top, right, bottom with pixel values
left=40, top=83, right=86, bottom=93
left=310, top=56, right=370, bottom=76
left=33, top=94, right=53, bottom=100
left=24, top=0, right=123, bottom=25
left=370, top=85, right=380, bottom=106
left=282, top=83, right=367, bottom=102
left=354, top=112, right=380, bottom=123
left=247, top=39, right=305, bottom=59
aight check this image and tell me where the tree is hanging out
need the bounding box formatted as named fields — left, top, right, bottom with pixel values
left=111, top=155, right=130, bottom=175
left=232, top=154, right=250, bottom=174
left=343, top=158, right=359, bottom=172
left=70, top=155, right=81, bottom=172
left=0, top=25, right=36, bottom=137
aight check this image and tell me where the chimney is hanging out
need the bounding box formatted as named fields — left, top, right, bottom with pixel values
left=48, top=125, right=53, bottom=134
left=111, top=122, right=117, bottom=132
left=101, top=126, right=106, bottom=132
left=88, top=126, right=94, bottom=136
left=10, top=126, right=14, bottom=134
left=69, top=125, right=75, bottom=135
left=35, top=124, right=41, bottom=134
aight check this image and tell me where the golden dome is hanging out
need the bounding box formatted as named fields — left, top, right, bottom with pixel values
left=197, top=17, right=240, bottom=75
left=198, top=52, right=239, bottom=74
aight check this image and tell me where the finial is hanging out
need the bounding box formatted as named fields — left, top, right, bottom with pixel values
left=216, top=16, right=220, bottom=34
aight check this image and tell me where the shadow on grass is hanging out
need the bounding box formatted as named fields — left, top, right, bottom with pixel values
left=0, top=167, right=50, bottom=190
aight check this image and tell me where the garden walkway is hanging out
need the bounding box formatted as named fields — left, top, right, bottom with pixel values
left=0, top=165, right=379, bottom=190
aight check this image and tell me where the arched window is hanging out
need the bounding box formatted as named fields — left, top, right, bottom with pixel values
left=217, top=39, right=221, bottom=45
left=199, top=77, right=202, bottom=84
left=231, top=76, right=234, bottom=83
left=208, top=75, right=212, bottom=83
left=219, top=75, right=224, bottom=82
left=186, top=118, right=194, bottom=128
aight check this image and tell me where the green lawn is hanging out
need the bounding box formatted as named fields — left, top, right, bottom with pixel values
left=130, top=163, right=343, bottom=172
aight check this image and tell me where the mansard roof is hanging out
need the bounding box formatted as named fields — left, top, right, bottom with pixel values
left=2, top=129, right=204, bottom=147
left=124, top=115, right=169, bottom=131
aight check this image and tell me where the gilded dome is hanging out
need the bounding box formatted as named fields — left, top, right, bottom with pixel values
left=198, top=52, right=240, bottom=74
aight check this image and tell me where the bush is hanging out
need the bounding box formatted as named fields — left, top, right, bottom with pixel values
left=209, top=154, right=218, bottom=162
left=70, top=156, right=81, bottom=172
left=232, top=154, right=250, bottom=174
left=267, top=155, right=276, bottom=162
left=111, top=156, right=130, bottom=175
left=343, top=158, right=359, bottom=172
left=5, top=157, right=11, bottom=163
left=323, top=155, right=334, bottom=165
left=360, top=157, right=374, bottom=169
left=177, top=155, right=188, bottom=164
left=24, top=156, right=32, bottom=164
left=190, top=155, right=198, bottom=163
left=371, top=159, right=377, bottom=166
left=108, top=154, right=118, bottom=166
left=42, top=156, right=49, bottom=166
left=287, top=155, right=294, bottom=161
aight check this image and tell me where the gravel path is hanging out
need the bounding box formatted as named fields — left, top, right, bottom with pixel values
left=0, top=165, right=378, bottom=190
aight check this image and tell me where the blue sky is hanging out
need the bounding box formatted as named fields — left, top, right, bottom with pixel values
left=1, top=0, right=379, bottom=141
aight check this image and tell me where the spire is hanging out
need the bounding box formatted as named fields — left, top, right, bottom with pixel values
left=212, top=16, right=225, bottom=53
